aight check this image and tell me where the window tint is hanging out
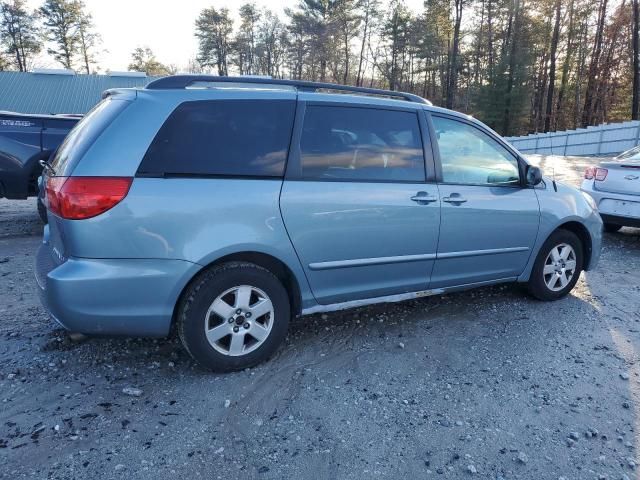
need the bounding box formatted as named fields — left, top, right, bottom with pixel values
left=432, top=116, right=520, bottom=185
left=51, top=97, right=129, bottom=176
left=298, top=105, right=425, bottom=182
left=138, top=100, right=295, bottom=177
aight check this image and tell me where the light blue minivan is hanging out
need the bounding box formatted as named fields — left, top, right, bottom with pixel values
left=36, top=76, right=602, bottom=371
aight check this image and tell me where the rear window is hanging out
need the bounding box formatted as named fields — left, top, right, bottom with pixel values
left=617, top=146, right=640, bottom=160
left=50, top=97, right=129, bottom=176
left=137, top=99, right=296, bottom=177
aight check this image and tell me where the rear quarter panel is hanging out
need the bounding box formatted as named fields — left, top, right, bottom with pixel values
left=60, top=178, right=316, bottom=309
left=61, top=88, right=315, bottom=308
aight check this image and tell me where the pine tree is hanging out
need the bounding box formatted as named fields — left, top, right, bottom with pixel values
left=128, top=46, right=170, bottom=76
left=195, top=7, right=233, bottom=76
left=0, top=0, right=41, bottom=72
left=40, top=0, right=82, bottom=70
left=76, top=5, right=100, bottom=74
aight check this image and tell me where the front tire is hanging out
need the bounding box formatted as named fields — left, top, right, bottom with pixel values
left=527, top=229, right=584, bottom=301
left=177, top=262, right=290, bottom=372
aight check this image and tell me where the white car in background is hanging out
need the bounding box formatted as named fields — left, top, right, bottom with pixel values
left=581, top=146, right=640, bottom=232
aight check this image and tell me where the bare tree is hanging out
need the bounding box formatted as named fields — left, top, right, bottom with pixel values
left=446, top=0, right=464, bottom=109
left=544, top=0, right=562, bottom=132
left=128, top=46, right=171, bottom=76
left=234, top=3, right=260, bottom=75
left=355, top=0, right=380, bottom=86
left=633, top=0, right=639, bottom=119
left=256, top=10, right=286, bottom=77
left=76, top=7, right=100, bottom=74
left=581, top=0, right=608, bottom=126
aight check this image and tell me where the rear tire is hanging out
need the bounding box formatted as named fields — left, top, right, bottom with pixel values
left=603, top=223, right=622, bottom=233
left=177, top=261, right=290, bottom=372
left=527, top=229, right=584, bottom=301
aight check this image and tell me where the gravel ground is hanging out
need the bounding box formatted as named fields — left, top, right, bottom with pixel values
left=1, top=155, right=639, bottom=480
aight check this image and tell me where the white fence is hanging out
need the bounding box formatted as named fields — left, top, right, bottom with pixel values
left=505, top=120, right=640, bottom=157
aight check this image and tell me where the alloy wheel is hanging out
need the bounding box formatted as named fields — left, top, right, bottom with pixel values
left=204, top=285, right=274, bottom=356
left=542, top=243, right=577, bottom=292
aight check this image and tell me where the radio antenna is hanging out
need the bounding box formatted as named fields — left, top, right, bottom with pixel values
left=550, top=130, right=558, bottom=192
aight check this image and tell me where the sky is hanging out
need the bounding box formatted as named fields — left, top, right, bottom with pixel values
left=26, top=0, right=426, bottom=73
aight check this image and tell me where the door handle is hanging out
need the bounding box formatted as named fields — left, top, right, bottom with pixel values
left=442, top=193, right=467, bottom=204
left=411, top=192, right=438, bottom=204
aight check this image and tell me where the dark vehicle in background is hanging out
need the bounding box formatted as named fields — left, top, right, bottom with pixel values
left=0, top=111, right=79, bottom=219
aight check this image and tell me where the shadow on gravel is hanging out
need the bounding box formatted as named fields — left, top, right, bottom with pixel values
left=608, top=227, right=640, bottom=246
left=38, top=282, right=602, bottom=378
left=41, top=328, right=188, bottom=364
left=0, top=198, right=41, bottom=238
left=9, top=251, right=634, bottom=478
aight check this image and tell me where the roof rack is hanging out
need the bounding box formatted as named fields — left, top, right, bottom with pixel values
left=145, top=75, right=431, bottom=105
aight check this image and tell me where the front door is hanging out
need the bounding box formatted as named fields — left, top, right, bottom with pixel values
left=280, top=102, right=440, bottom=304
left=429, top=114, right=540, bottom=288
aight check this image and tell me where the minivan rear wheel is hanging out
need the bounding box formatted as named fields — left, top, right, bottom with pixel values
left=527, top=229, right=583, bottom=301
left=177, top=261, right=290, bottom=372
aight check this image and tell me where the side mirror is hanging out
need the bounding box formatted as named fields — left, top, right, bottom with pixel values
left=526, top=165, right=543, bottom=186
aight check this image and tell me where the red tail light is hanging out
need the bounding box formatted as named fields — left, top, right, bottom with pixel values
left=45, top=177, right=132, bottom=220
left=584, top=167, right=595, bottom=179
left=584, top=167, right=608, bottom=181
left=594, top=167, right=608, bottom=181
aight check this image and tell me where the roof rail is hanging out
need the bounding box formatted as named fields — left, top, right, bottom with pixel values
left=145, top=75, right=432, bottom=105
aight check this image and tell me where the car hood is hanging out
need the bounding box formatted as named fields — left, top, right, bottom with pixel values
left=541, top=176, right=578, bottom=192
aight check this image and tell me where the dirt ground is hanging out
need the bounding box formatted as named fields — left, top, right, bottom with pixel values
left=1, top=155, right=639, bottom=480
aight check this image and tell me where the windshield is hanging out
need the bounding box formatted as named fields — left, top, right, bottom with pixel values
left=616, top=145, right=640, bottom=161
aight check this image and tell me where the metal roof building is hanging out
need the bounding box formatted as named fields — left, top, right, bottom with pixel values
left=0, top=70, right=158, bottom=115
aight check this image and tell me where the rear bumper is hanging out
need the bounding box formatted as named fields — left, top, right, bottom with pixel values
left=581, top=180, right=640, bottom=227
left=35, top=239, right=201, bottom=337
left=600, top=214, right=640, bottom=228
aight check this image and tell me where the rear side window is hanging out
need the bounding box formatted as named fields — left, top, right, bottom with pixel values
left=51, top=98, right=129, bottom=176
left=138, top=100, right=296, bottom=177
left=296, top=105, right=425, bottom=182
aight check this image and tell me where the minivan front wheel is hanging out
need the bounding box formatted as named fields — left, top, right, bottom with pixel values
left=527, top=229, right=584, bottom=301
left=178, top=262, right=290, bottom=372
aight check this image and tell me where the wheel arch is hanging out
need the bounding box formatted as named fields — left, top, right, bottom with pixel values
left=518, top=217, right=597, bottom=283
left=171, top=251, right=303, bottom=330
left=555, top=221, right=593, bottom=270
left=0, top=148, right=50, bottom=199
left=25, top=150, right=51, bottom=196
